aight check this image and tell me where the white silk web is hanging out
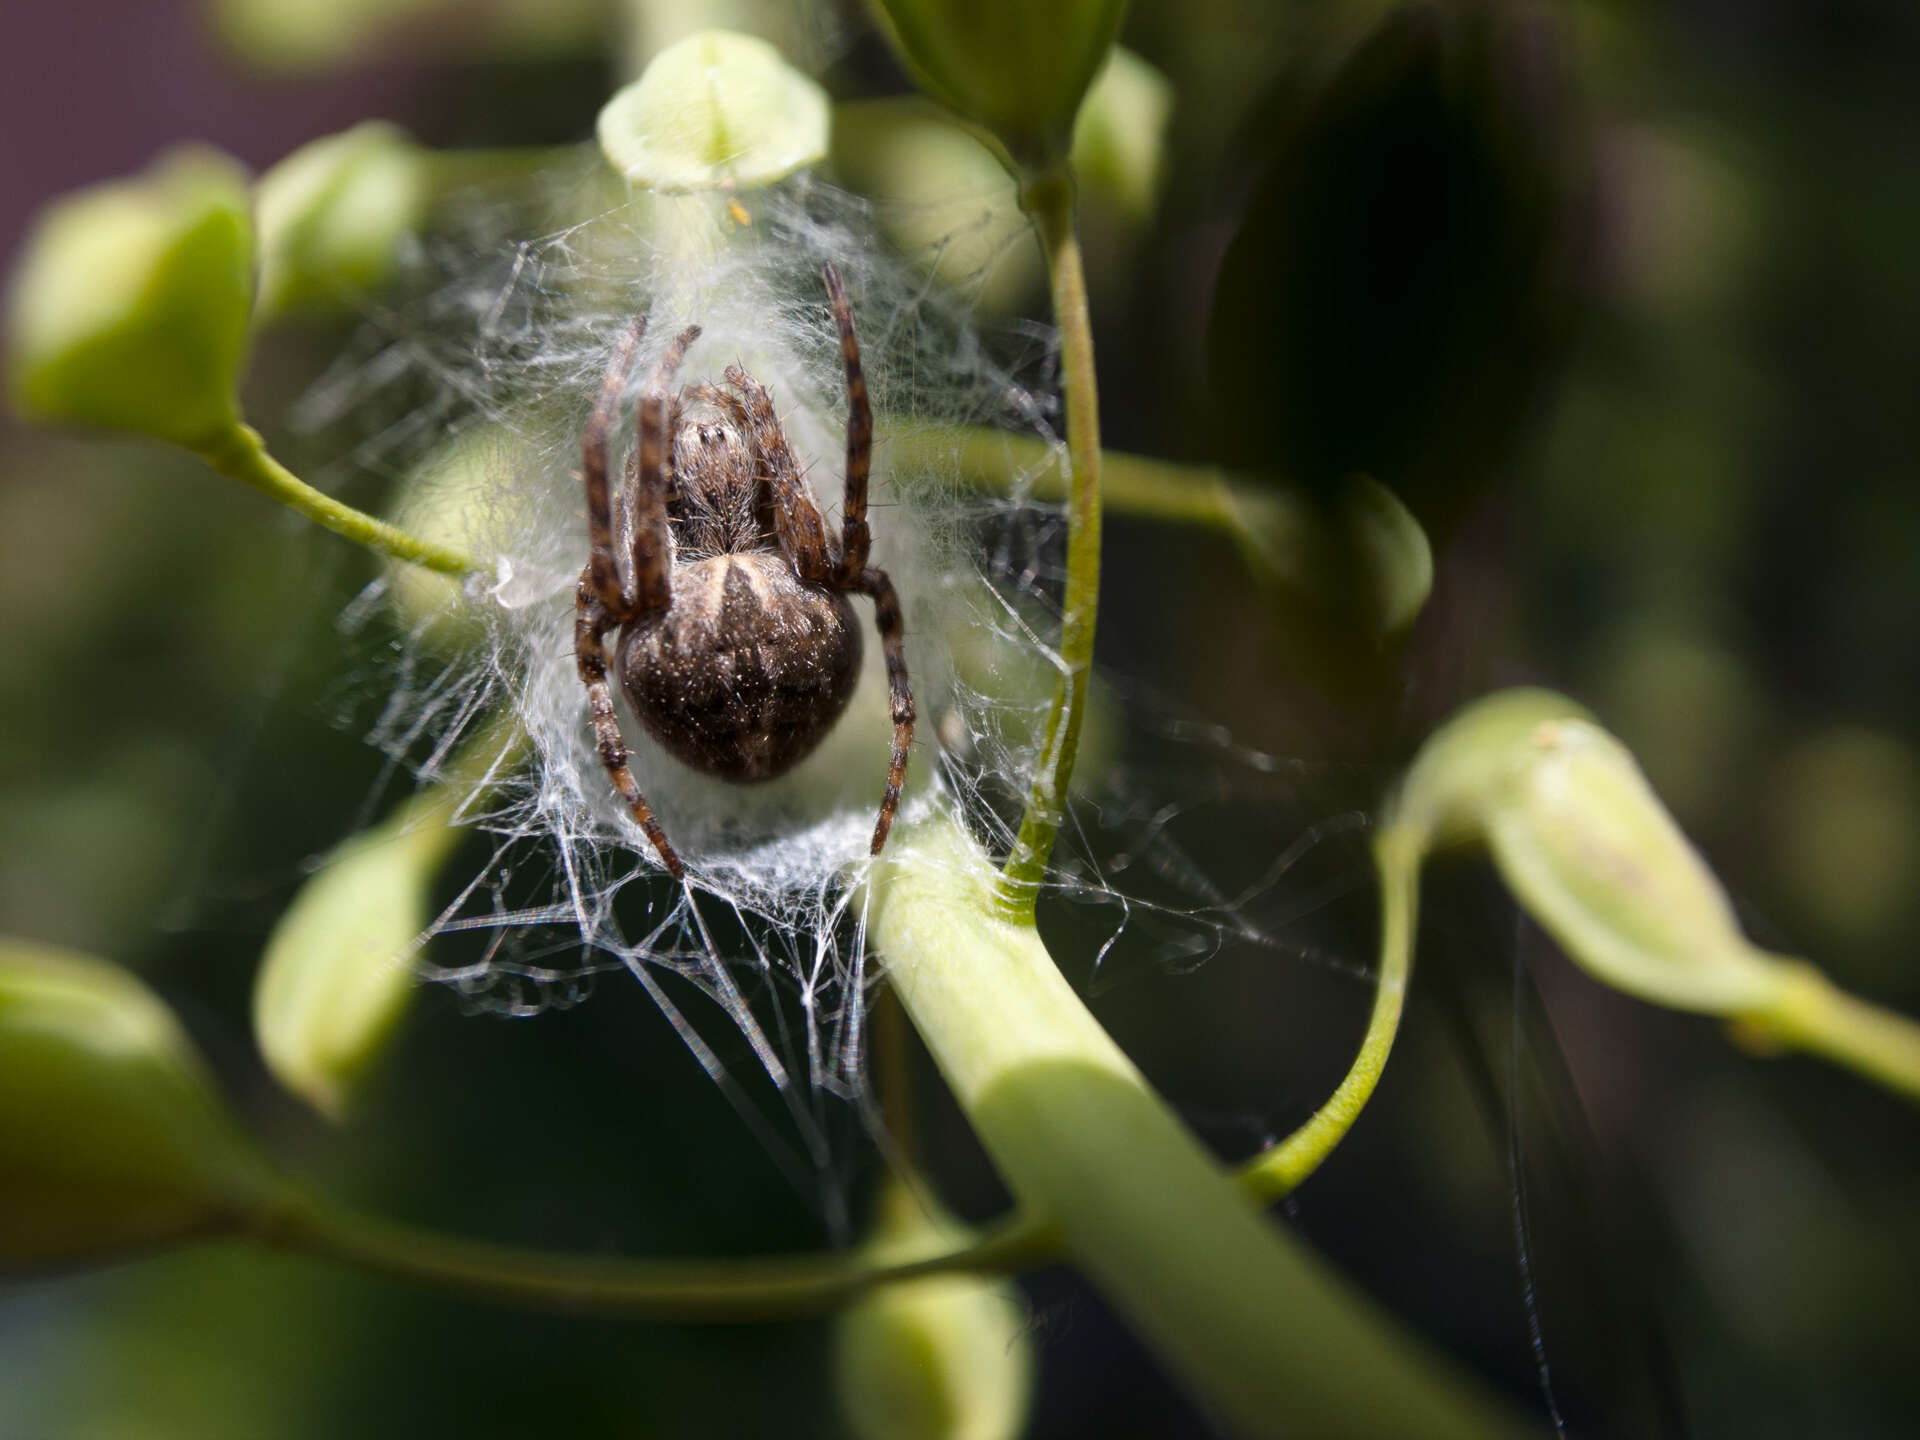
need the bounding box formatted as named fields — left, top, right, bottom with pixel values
left=296, top=157, right=1378, bottom=1227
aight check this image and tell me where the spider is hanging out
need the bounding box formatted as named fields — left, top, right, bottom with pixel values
left=573, top=262, right=914, bottom=880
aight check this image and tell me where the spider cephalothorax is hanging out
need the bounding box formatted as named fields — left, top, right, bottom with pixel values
left=573, top=263, right=914, bottom=878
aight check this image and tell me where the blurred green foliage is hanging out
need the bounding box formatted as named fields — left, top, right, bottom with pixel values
left=3, top=0, right=1920, bottom=1436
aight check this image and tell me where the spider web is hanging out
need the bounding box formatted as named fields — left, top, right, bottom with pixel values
left=293, top=154, right=1382, bottom=1233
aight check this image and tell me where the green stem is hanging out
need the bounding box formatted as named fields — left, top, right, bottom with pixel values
left=871, top=812, right=1529, bottom=1440
left=1240, top=824, right=1419, bottom=1200
left=247, top=804, right=1415, bottom=1318
left=1737, top=963, right=1920, bottom=1103
left=894, top=425, right=1232, bottom=526
left=258, top=1181, right=1032, bottom=1322
left=998, top=166, right=1103, bottom=919
left=891, top=425, right=1433, bottom=639
left=194, top=421, right=477, bottom=575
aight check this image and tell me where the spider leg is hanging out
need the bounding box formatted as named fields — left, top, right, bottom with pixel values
left=628, top=324, right=702, bottom=613
left=583, top=316, right=647, bottom=618
left=822, top=262, right=873, bottom=584
left=725, top=362, right=837, bottom=583
left=576, top=577, right=684, bottom=878
left=851, top=566, right=915, bottom=855
left=617, top=391, right=684, bottom=567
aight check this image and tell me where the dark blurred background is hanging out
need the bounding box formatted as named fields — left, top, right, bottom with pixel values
left=4, top=1, right=1919, bottom=1436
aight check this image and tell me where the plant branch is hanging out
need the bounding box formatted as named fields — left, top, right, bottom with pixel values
left=997, top=166, right=1102, bottom=918
left=1239, top=824, right=1419, bottom=1200
left=243, top=819, right=1418, bottom=1327
left=257, top=1181, right=1036, bottom=1322
left=195, top=420, right=477, bottom=576
left=871, top=812, right=1530, bottom=1439
left=892, top=425, right=1432, bottom=637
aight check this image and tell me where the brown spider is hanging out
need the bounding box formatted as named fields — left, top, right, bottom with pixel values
left=573, top=262, right=914, bottom=879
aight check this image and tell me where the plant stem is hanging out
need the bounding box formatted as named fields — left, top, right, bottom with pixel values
left=871, top=812, right=1530, bottom=1440
left=998, top=166, right=1102, bottom=919
left=195, top=420, right=477, bottom=576
left=1240, top=825, right=1419, bottom=1200
left=234, top=888, right=1415, bottom=1321
left=889, top=426, right=1433, bottom=638
left=1738, top=963, right=1920, bottom=1103
left=893, top=425, right=1232, bottom=526
left=258, top=1180, right=1035, bottom=1321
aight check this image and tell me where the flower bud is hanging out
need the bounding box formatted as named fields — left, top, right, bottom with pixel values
left=254, top=791, right=463, bottom=1120
left=598, top=31, right=830, bottom=192
left=1, top=940, right=273, bottom=1269
left=6, top=147, right=253, bottom=448
left=1392, top=691, right=1920, bottom=1100
left=254, top=122, right=429, bottom=321
left=864, top=0, right=1126, bottom=169
left=1392, top=688, right=1594, bottom=851
left=833, top=1186, right=1033, bottom=1440
left=1483, top=716, right=1786, bottom=1015
left=1070, top=47, right=1174, bottom=220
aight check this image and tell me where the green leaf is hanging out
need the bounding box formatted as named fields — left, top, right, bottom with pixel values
left=0, top=939, right=273, bottom=1270
left=255, top=121, right=429, bottom=321
left=6, top=148, right=254, bottom=448
left=598, top=30, right=830, bottom=192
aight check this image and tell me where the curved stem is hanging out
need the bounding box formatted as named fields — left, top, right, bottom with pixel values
left=1239, top=824, right=1419, bottom=1201
left=260, top=1180, right=1049, bottom=1322
left=997, top=166, right=1103, bottom=919
left=195, top=421, right=477, bottom=576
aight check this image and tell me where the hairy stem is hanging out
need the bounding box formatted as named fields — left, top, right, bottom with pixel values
left=998, top=166, right=1103, bottom=918
left=195, top=420, right=477, bottom=576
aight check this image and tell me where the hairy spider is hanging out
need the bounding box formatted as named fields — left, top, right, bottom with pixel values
left=574, top=263, right=914, bottom=879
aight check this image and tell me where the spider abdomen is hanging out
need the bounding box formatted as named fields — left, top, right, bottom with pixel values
left=618, top=554, right=862, bottom=782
